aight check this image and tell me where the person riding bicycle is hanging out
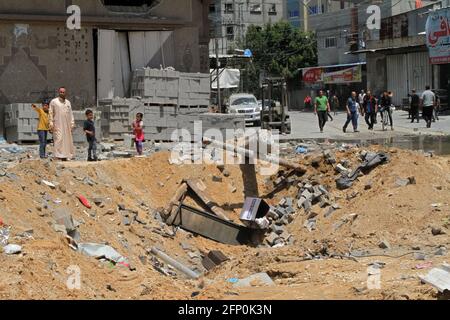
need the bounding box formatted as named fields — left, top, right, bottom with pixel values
left=380, top=91, right=394, bottom=131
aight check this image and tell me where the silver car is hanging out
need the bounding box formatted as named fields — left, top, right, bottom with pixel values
left=227, top=93, right=261, bottom=126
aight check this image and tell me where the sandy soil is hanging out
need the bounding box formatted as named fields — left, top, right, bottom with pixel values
left=0, top=147, right=449, bottom=300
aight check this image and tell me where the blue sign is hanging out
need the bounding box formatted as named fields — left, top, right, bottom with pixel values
left=244, top=49, right=253, bottom=57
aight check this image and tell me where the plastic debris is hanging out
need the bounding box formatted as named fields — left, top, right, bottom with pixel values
left=77, top=195, right=92, bottom=209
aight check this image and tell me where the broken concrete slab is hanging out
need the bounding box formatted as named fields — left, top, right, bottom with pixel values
left=420, top=263, right=450, bottom=293
left=271, top=224, right=285, bottom=235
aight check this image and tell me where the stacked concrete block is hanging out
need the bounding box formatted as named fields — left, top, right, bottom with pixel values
left=4, top=103, right=40, bottom=142
left=72, top=110, right=103, bottom=144
left=178, top=72, right=210, bottom=107
left=98, top=98, right=143, bottom=140
left=131, top=68, right=180, bottom=105
left=130, top=68, right=210, bottom=108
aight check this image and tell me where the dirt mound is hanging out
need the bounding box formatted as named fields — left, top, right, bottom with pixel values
left=0, top=147, right=449, bottom=299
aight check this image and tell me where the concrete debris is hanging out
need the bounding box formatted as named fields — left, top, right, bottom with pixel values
left=3, top=244, right=22, bottom=254
left=265, top=232, right=280, bottom=246
left=395, top=178, right=410, bottom=187
left=378, top=239, right=391, bottom=250
left=431, top=227, right=445, bottom=236
left=78, top=243, right=130, bottom=268
left=233, top=273, right=275, bottom=287
left=420, top=263, right=450, bottom=293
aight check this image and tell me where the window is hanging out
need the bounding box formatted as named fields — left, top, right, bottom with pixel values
left=209, top=3, right=216, bottom=13
left=289, top=10, right=299, bottom=18
left=226, top=26, right=234, bottom=40
left=224, top=3, right=234, bottom=13
left=268, top=4, right=277, bottom=15
left=250, top=4, right=262, bottom=14
left=325, top=37, right=337, bottom=48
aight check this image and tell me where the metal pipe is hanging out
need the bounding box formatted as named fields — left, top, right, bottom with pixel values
left=150, top=247, right=201, bottom=279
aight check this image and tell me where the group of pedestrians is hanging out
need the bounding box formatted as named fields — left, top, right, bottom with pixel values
left=311, top=85, right=440, bottom=134
left=312, top=89, right=395, bottom=133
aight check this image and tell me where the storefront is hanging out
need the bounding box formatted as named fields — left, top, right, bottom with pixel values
left=426, top=6, right=450, bottom=106
left=300, top=62, right=366, bottom=108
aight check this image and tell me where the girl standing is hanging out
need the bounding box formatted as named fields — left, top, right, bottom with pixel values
left=132, top=113, right=144, bottom=156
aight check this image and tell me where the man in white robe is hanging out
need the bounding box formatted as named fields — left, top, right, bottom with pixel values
left=49, top=87, right=75, bottom=160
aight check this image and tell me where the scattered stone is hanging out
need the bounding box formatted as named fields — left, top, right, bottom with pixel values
left=212, top=175, right=222, bottom=182
left=222, top=169, right=230, bottom=177
left=265, top=232, right=280, bottom=246
left=157, top=182, right=164, bottom=188
left=105, top=209, right=115, bottom=215
left=414, top=252, right=426, bottom=260
left=431, top=227, right=445, bottom=236
left=116, top=185, right=123, bottom=192
left=297, top=197, right=306, bottom=209
left=378, top=240, right=391, bottom=250
left=304, top=219, right=316, bottom=232
left=311, top=157, right=321, bottom=168
left=271, top=224, right=285, bottom=235
left=279, top=230, right=291, bottom=241
left=435, top=247, right=447, bottom=256
left=118, top=204, right=126, bottom=211
left=122, top=217, right=131, bottom=226
left=324, top=207, right=335, bottom=218
left=408, top=176, right=416, bottom=185
left=364, top=180, right=373, bottom=190
left=395, top=178, right=410, bottom=187
left=59, top=185, right=67, bottom=193
left=301, top=189, right=313, bottom=201
left=3, top=244, right=22, bottom=254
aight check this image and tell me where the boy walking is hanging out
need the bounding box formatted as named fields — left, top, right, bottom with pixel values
left=32, top=100, right=50, bottom=159
left=83, top=109, right=97, bottom=161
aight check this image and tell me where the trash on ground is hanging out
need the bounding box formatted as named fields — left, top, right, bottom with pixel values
left=420, top=263, right=450, bottom=292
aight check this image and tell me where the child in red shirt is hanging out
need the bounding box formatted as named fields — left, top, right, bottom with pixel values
left=132, top=113, right=144, bottom=155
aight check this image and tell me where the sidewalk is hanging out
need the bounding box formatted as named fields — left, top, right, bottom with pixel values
left=283, top=110, right=450, bottom=141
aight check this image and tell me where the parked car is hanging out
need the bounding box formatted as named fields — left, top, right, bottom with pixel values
left=227, top=93, right=261, bottom=126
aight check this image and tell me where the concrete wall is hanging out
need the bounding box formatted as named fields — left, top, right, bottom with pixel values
left=0, top=0, right=210, bottom=107
left=0, top=24, right=96, bottom=107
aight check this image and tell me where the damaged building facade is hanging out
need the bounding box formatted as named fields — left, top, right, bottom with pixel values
left=0, top=0, right=210, bottom=107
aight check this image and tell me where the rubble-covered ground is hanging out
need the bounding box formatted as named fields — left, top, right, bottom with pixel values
left=0, top=139, right=449, bottom=300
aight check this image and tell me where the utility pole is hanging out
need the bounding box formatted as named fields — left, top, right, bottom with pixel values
left=215, top=38, right=221, bottom=112
left=301, top=0, right=309, bottom=32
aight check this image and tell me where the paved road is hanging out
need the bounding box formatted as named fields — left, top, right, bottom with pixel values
left=283, top=110, right=450, bottom=141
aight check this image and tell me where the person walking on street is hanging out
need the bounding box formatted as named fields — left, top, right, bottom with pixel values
left=49, top=87, right=75, bottom=161
left=343, top=91, right=360, bottom=133
left=410, top=89, right=420, bottom=123
left=358, top=90, right=366, bottom=107
left=331, top=94, right=339, bottom=116
left=314, top=90, right=330, bottom=133
left=304, top=95, right=312, bottom=110
left=421, top=85, right=436, bottom=128
left=432, top=94, right=440, bottom=122
left=363, top=90, right=377, bottom=130
left=380, top=91, right=394, bottom=131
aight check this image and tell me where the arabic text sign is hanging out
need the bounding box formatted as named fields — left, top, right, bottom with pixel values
left=302, top=67, right=323, bottom=83
left=426, top=8, right=450, bottom=65
left=323, top=65, right=362, bottom=84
